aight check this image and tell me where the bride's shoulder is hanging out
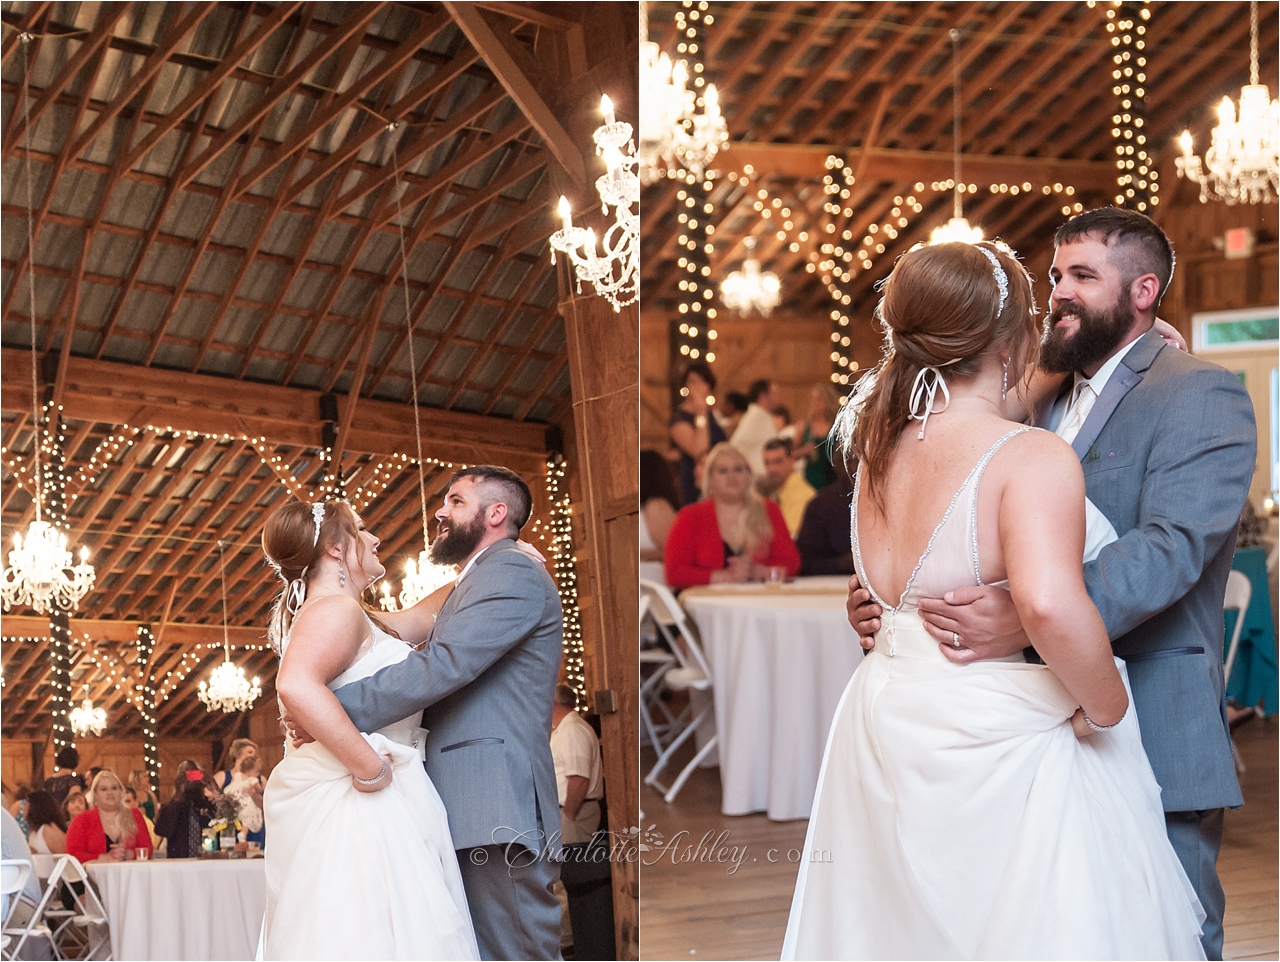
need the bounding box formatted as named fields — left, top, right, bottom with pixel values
left=995, top=429, right=1083, bottom=490
left=289, top=594, right=368, bottom=641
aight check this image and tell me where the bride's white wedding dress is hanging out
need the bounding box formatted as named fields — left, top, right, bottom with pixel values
left=262, top=622, right=479, bottom=961
left=781, top=428, right=1205, bottom=961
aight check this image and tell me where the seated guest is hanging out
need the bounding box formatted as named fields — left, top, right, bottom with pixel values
left=24, top=790, right=67, bottom=855
left=719, top=391, right=749, bottom=438
left=665, top=442, right=800, bottom=589
left=771, top=404, right=793, bottom=437
left=550, top=685, right=614, bottom=961
left=224, top=754, right=265, bottom=847
left=758, top=438, right=816, bottom=538
left=128, top=769, right=159, bottom=823
left=640, top=450, right=680, bottom=585
left=66, top=769, right=151, bottom=863
left=1, top=808, right=41, bottom=908
left=61, top=788, right=87, bottom=826
left=44, top=747, right=85, bottom=805
left=155, top=765, right=213, bottom=859
left=796, top=458, right=856, bottom=576
left=123, top=788, right=160, bottom=849
left=795, top=383, right=842, bottom=490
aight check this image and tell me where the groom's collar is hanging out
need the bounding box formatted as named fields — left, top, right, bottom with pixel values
left=1118, top=327, right=1166, bottom=375
left=456, top=538, right=517, bottom=583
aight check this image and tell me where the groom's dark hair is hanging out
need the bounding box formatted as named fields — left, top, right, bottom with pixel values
left=1054, top=207, right=1175, bottom=302
left=451, top=465, right=532, bottom=534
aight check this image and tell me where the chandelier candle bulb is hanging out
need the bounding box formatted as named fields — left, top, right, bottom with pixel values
left=601, top=95, right=616, bottom=127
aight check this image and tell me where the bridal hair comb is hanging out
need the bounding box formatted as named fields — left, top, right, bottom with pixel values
left=974, top=245, right=1009, bottom=317
left=311, top=502, right=326, bottom=546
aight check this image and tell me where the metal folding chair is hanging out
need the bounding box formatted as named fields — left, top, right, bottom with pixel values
left=1223, top=569, right=1255, bottom=774
left=0, top=859, right=33, bottom=954
left=2, top=855, right=62, bottom=961
left=640, top=579, right=718, bottom=803
left=639, top=589, right=683, bottom=751
left=49, top=856, right=111, bottom=961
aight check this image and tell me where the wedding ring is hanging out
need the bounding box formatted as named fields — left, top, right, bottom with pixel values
left=951, top=632, right=963, bottom=650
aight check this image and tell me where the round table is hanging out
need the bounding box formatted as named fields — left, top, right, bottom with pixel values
left=84, top=857, right=265, bottom=960
left=681, top=576, right=863, bottom=820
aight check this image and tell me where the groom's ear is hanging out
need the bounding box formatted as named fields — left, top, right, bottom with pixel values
left=486, top=500, right=509, bottom=530
left=1129, top=272, right=1161, bottom=313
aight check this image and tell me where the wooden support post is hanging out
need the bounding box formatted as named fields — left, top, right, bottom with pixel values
left=559, top=283, right=640, bottom=959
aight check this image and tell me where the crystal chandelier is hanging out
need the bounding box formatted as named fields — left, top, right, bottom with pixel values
left=1, top=524, right=95, bottom=614
left=199, top=541, right=261, bottom=713
left=930, top=30, right=985, bottom=245
left=2, top=41, right=95, bottom=615
left=1175, top=0, right=1278, bottom=204
left=379, top=550, right=457, bottom=611
left=69, top=684, right=107, bottom=737
left=638, top=1, right=727, bottom=184
left=549, top=96, right=639, bottom=312
left=720, top=236, right=781, bottom=316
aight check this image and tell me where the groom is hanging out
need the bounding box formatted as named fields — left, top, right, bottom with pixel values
left=848, top=208, right=1256, bottom=959
left=335, top=465, right=564, bottom=961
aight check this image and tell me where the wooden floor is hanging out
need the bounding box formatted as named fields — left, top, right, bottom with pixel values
left=640, top=718, right=1278, bottom=961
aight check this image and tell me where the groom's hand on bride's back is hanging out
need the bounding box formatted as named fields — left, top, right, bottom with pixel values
left=919, top=586, right=1029, bottom=664
left=846, top=574, right=882, bottom=649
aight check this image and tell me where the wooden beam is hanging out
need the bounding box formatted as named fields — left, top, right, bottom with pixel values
left=443, top=2, right=586, bottom=188
left=1, top=350, right=549, bottom=467
left=1, top=616, right=267, bottom=647
left=722, top=142, right=1118, bottom=191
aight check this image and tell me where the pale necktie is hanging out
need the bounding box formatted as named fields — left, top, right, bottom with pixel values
left=1056, top=380, right=1097, bottom=445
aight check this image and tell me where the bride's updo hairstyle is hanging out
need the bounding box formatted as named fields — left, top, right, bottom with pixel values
left=262, top=499, right=394, bottom=653
left=842, top=241, right=1038, bottom=507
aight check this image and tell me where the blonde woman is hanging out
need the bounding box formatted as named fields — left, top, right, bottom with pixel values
left=65, top=770, right=151, bottom=863
left=663, top=442, right=800, bottom=590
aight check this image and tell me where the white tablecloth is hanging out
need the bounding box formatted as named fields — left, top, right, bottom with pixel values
left=85, top=858, right=265, bottom=961
left=682, top=576, right=863, bottom=821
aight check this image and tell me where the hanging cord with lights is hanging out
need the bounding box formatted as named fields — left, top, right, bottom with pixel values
left=1176, top=0, right=1276, bottom=204
left=1101, top=1, right=1159, bottom=212
left=197, top=540, right=262, bottom=713
left=544, top=454, right=586, bottom=710
left=666, top=1, right=720, bottom=368
left=135, top=625, right=162, bottom=794
left=1, top=37, right=95, bottom=616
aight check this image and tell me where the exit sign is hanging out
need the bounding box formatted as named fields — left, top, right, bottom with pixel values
left=1224, top=227, right=1256, bottom=260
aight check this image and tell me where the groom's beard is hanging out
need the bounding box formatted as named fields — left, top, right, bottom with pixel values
left=428, top=512, right=486, bottom=565
left=1040, top=288, right=1134, bottom=374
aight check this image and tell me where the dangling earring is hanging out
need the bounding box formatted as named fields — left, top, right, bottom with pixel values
left=338, top=563, right=347, bottom=588
left=1001, top=357, right=1009, bottom=401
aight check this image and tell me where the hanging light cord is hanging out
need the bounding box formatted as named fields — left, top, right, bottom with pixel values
left=388, top=128, right=431, bottom=550
left=1250, top=0, right=1259, bottom=86
left=950, top=28, right=963, bottom=221
left=20, top=36, right=41, bottom=523
left=218, top=540, right=230, bottom=661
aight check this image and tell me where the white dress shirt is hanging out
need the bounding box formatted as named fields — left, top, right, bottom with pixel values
left=1055, top=333, right=1145, bottom=445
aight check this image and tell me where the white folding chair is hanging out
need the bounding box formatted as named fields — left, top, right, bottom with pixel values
left=639, top=589, right=683, bottom=751
left=1223, top=570, right=1252, bottom=687
left=49, top=856, right=111, bottom=961
left=1223, top=570, right=1254, bottom=774
left=2, top=855, right=64, bottom=961
left=640, top=580, right=718, bottom=803
left=0, top=859, right=33, bottom=953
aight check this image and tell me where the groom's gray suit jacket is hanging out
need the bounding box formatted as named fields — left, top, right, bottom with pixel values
left=334, top=539, right=564, bottom=854
left=1041, top=329, right=1255, bottom=812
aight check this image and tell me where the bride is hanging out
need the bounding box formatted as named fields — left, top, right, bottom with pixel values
left=260, top=499, right=478, bottom=961
left=781, top=241, right=1204, bottom=960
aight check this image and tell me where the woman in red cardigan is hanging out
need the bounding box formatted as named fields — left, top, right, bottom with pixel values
left=665, top=442, right=801, bottom=589
left=66, top=769, right=152, bottom=863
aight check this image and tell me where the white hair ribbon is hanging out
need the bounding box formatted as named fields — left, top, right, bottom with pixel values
left=311, top=502, right=325, bottom=546
left=286, top=567, right=308, bottom=614
left=908, top=359, right=963, bottom=440
left=974, top=245, right=1009, bottom=316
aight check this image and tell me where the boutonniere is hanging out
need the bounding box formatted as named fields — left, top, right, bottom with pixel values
left=1084, top=444, right=1101, bottom=464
